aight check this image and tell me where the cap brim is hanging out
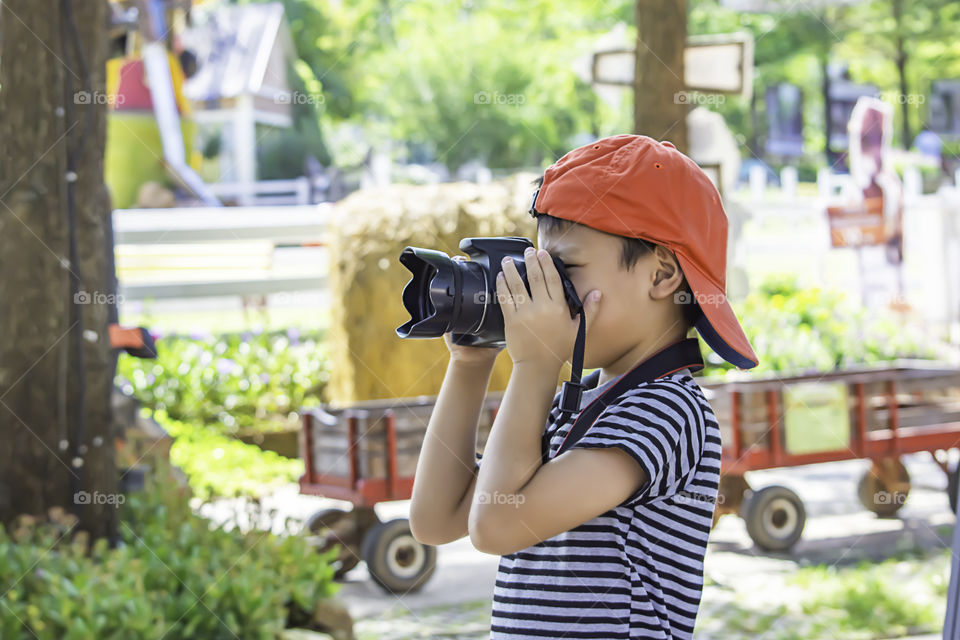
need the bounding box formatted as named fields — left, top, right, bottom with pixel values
left=676, top=254, right=759, bottom=370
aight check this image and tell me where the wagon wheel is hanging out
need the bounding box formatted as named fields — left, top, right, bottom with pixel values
left=304, top=507, right=367, bottom=578
left=857, top=458, right=910, bottom=518
left=361, top=518, right=436, bottom=594
left=742, top=485, right=806, bottom=552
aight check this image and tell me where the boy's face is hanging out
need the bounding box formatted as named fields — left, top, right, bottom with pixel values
left=537, top=222, right=682, bottom=370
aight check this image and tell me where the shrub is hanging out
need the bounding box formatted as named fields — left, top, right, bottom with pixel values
left=116, top=327, right=330, bottom=435
left=701, top=274, right=943, bottom=379
left=0, top=461, right=341, bottom=640
left=159, top=410, right=304, bottom=501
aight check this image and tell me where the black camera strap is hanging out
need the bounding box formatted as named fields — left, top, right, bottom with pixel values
left=551, top=337, right=705, bottom=459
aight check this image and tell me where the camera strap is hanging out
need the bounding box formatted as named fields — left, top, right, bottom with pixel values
left=550, top=337, right=705, bottom=459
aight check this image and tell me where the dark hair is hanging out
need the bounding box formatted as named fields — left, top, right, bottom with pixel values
left=529, top=176, right=702, bottom=330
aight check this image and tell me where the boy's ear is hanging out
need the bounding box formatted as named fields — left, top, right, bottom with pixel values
left=649, top=246, right=685, bottom=299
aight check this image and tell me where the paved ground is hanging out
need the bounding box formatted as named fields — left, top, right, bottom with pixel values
left=200, top=451, right=957, bottom=637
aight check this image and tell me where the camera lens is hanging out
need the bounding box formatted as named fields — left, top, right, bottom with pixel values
left=396, top=247, right=488, bottom=339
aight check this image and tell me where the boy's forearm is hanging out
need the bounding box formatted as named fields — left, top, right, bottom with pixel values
left=472, top=361, right=560, bottom=509
left=410, top=357, right=495, bottom=541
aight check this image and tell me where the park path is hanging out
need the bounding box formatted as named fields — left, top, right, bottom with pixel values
left=201, top=451, right=955, bottom=638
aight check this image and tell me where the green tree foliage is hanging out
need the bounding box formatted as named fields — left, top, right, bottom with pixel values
left=247, top=0, right=960, bottom=170
left=256, top=0, right=631, bottom=171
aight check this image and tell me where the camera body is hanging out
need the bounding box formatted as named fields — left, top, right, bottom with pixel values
left=397, top=236, right=582, bottom=348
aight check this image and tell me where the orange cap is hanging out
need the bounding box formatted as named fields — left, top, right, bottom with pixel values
left=531, top=134, right=758, bottom=370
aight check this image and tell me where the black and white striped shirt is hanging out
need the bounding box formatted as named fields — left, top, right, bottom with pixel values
left=483, top=368, right=720, bottom=639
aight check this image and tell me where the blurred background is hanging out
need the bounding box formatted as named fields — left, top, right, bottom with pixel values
left=2, top=0, right=960, bottom=638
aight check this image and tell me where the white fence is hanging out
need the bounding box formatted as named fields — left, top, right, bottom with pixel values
left=113, top=204, right=330, bottom=301
left=743, top=164, right=960, bottom=204
left=205, top=178, right=314, bottom=206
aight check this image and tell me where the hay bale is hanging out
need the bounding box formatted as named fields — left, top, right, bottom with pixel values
left=325, top=174, right=571, bottom=404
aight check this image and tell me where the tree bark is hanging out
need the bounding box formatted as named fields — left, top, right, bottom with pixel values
left=892, top=0, right=911, bottom=150
left=633, top=0, right=688, bottom=154
left=0, top=0, right=117, bottom=541
left=822, top=56, right=835, bottom=167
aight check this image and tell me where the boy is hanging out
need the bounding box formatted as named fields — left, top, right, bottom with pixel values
left=409, top=134, right=759, bottom=639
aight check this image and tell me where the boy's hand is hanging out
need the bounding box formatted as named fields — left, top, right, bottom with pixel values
left=442, top=331, right=503, bottom=368
left=495, top=247, right=601, bottom=370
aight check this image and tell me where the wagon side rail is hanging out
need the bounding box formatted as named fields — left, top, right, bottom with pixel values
left=702, top=363, right=960, bottom=475
left=298, top=394, right=506, bottom=506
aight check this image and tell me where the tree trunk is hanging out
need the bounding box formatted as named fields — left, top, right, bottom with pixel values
left=0, top=0, right=117, bottom=541
left=633, top=0, right=688, bottom=154
left=895, top=46, right=910, bottom=150
left=822, top=56, right=835, bottom=167
left=892, top=0, right=911, bottom=149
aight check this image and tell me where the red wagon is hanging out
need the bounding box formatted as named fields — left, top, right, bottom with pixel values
left=298, top=359, right=960, bottom=591
left=298, top=395, right=498, bottom=594
left=700, top=359, right=960, bottom=551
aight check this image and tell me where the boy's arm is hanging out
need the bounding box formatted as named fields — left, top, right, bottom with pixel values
left=409, top=355, right=496, bottom=546
left=469, top=359, right=648, bottom=556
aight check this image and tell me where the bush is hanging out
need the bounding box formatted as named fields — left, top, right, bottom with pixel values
left=701, top=274, right=943, bottom=379
left=159, top=410, right=304, bottom=501
left=0, top=462, right=341, bottom=640
left=116, top=327, right=330, bottom=435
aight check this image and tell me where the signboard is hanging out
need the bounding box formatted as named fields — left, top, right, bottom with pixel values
left=930, top=79, right=960, bottom=138
left=826, top=198, right=885, bottom=248
left=828, top=79, right=878, bottom=156
left=765, top=83, right=804, bottom=157
left=824, top=95, right=905, bottom=308
left=591, top=32, right=754, bottom=99
left=848, top=96, right=904, bottom=265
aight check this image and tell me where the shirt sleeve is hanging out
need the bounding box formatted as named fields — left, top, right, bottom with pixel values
left=569, top=382, right=704, bottom=508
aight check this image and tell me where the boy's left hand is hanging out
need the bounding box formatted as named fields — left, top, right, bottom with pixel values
left=495, top=246, right=602, bottom=370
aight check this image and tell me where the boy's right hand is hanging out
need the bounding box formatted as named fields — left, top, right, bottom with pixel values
left=443, top=331, right=503, bottom=368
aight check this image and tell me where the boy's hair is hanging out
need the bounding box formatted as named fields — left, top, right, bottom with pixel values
left=530, top=176, right=703, bottom=331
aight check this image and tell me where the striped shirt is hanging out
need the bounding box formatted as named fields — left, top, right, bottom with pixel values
left=481, top=368, right=721, bottom=639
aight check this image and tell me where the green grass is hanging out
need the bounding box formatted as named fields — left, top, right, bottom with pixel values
left=695, top=549, right=950, bottom=639
left=157, top=410, right=304, bottom=501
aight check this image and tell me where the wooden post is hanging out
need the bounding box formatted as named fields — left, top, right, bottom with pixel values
left=633, top=0, right=688, bottom=154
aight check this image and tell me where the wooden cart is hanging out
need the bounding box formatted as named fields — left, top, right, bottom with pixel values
left=298, top=396, right=497, bottom=594
left=700, top=360, right=960, bottom=551
left=298, top=359, right=960, bottom=591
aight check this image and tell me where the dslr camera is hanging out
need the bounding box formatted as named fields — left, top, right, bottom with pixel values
left=396, top=237, right=583, bottom=348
